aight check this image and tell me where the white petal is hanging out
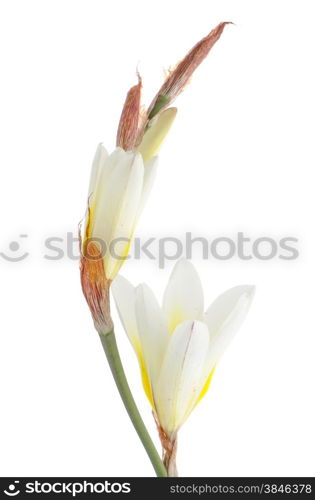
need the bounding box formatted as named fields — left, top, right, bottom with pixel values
left=136, top=156, right=158, bottom=220
left=163, top=259, right=204, bottom=333
left=91, top=147, right=126, bottom=206
left=89, top=147, right=130, bottom=240
left=155, top=320, right=210, bottom=435
left=83, top=144, right=109, bottom=240
left=111, top=275, right=139, bottom=352
left=104, top=153, right=144, bottom=279
left=135, top=284, right=169, bottom=393
left=88, top=143, right=109, bottom=198
left=203, top=285, right=255, bottom=375
left=112, top=276, right=154, bottom=405
left=90, top=150, right=144, bottom=279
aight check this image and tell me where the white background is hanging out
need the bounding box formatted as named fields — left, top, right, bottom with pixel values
left=1, top=0, right=314, bottom=477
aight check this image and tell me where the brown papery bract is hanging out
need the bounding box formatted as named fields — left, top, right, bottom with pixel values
left=153, top=411, right=178, bottom=477
left=147, top=22, right=232, bottom=119
left=116, top=74, right=143, bottom=151
left=80, top=241, right=113, bottom=334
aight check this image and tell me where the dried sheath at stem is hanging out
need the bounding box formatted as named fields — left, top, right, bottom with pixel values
left=80, top=240, right=112, bottom=334
left=154, top=411, right=178, bottom=477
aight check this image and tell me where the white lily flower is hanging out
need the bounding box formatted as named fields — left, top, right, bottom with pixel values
left=112, top=259, right=255, bottom=437
left=83, top=145, right=158, bottom=281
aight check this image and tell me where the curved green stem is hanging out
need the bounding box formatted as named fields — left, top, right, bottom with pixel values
left=99, top=329, right=167, bottom=477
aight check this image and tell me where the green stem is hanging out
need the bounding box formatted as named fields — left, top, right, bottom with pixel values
left=99, top=329, right=167, bottom=477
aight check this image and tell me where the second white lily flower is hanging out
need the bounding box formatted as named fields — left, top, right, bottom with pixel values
left=112, top=260, right=255, bottom=437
